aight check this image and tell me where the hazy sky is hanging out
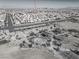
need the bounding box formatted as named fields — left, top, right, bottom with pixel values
left=0, top=0, right=79, bottom=8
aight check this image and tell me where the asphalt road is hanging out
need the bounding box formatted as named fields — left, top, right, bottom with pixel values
left=4, top=13, right=14, bottom=32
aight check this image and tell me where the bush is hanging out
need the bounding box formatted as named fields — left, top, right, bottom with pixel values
left=0, top=40, right=10, bottom=45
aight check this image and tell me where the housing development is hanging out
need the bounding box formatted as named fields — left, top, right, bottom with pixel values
left=0, top=8, right=79, bottom=59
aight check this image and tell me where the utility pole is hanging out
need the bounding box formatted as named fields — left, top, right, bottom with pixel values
left=34, top=0, right=37, bottom=9
left=34, top=0, right=38, bottom=13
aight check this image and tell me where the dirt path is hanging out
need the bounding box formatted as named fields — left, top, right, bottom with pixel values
left=0, top=44, right=18, bottom=59
left=0, top=44, right=59, bottom=59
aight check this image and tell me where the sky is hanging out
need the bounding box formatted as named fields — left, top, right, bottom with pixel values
left=0, top=0, right=79, bottom=8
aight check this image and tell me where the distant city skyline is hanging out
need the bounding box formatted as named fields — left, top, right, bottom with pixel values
left=0, top=0, right=79, bottom=8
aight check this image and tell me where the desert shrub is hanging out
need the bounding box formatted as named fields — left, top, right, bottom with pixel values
left=0, top=40, right=10, bottom=45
